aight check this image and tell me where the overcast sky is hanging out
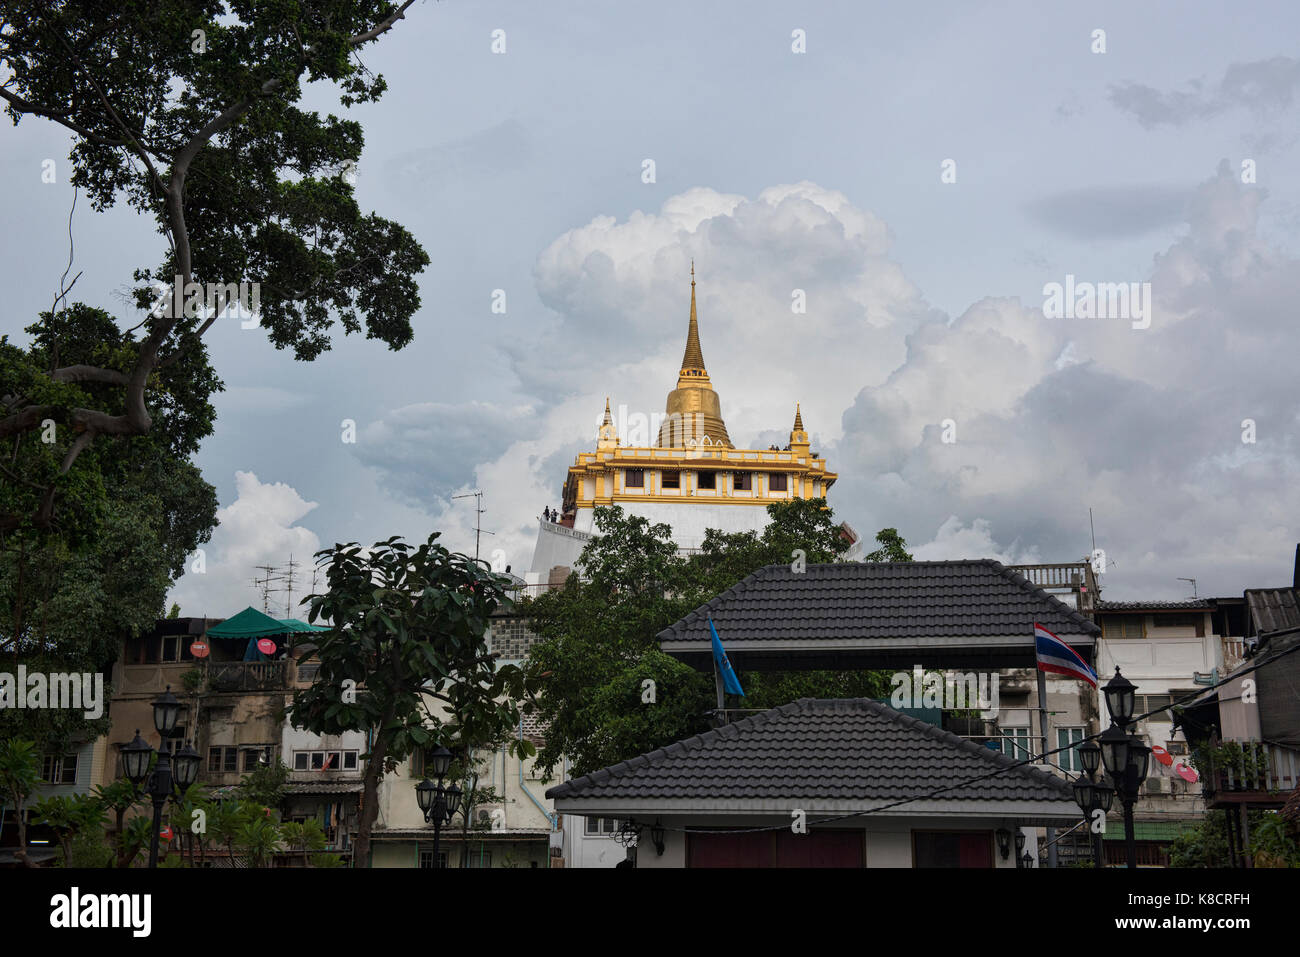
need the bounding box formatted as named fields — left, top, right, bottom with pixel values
left=3, top=1, right=1299, bottom=615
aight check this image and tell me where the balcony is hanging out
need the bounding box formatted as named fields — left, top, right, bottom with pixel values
left=206, top=661, right=288, bottom=692
left=1200, top=740, right=1300, bottom=807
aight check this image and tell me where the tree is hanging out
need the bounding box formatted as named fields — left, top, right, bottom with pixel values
left=524, top=503, right=914, bottom=777
left=0, top=738, right=40, bottom=867
left=1, top=305, right=219, bottom=748
left=289, top=534, right=539, bottom=867
left=279, top=818, right=327, bottom=868
left=524, top=507, right=708, bottom=778
left=208, top=798, right=254, bottom=867
left=0, top=1, right=430, bottom=532
left=30, top=792, right=107, bottom=866
left=236, top=814, right=283, bottom=868
left=860, top=527, right=914, bottom=563
left=239, top=758, right=290, bottom=810
left=92, top=778, right=149, bottom=868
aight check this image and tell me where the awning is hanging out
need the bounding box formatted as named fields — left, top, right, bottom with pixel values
left=207, top=606, right=294, bottom=639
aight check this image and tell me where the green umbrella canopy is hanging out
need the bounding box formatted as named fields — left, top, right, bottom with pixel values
left=205, top=606, right=296, bottom=639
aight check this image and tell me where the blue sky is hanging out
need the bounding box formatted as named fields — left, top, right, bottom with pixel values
left=3, top=1, right=1299, bottom=613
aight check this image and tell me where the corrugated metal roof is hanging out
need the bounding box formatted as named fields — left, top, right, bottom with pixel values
left=1245, top=588, right=1300, bottom=636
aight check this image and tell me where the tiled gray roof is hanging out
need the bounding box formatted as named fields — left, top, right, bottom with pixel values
left=1097, top=599, right=1214, bottom=610
left=1245, top=588, right=1300, bottom=636
left=657, top=559, right=1099, bottom=647
left=546, top=698, right=1074, bottom=806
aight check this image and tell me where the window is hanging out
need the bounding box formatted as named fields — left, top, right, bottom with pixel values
left=1056, top=727, right=1085, bottom=772
left=243, top=746, right=273, bottom=771
left=41, top=753, right=78, bottom=785
left=208, top=747, right=238, bottom=773
left=466, top=850, right=493, bottom=868
left=160, top=635, right=195, bottom=662
left=1102, top=615, right=1145, bottom=639
left=768, top=473, right=788, bottom=492
left=733, top=472, right=752, bottom=491
left=624, top=469, right=644, bottom=489
left=1136, top=695, right=1173, bottom=722
left=297, top=749, right=357, bottom=771
left=161, top=728, right=187, bottom=756
left=419, top=850, right=448, bottom=869
left=696, top=471, right=716, bottom=490
left=297, top=662, right=320, bottom=682
left=1152, top=613, right=1205, bottom=635
left=661, top=470, right=679, bottom=489
left=999, top=728, right=1035, bottom=761
left=584, top=817, right=624, bottom=836
left=1167, top=741, right=1188, bottom=756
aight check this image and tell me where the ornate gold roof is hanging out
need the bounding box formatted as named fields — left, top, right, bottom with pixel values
left=657, top=263, right=733, bottom=449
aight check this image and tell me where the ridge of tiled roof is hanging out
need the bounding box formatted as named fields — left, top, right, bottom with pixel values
left=1096, top=599, right=1214, bottom=610
left=547, top=697, right=1074, bottom=804
left=657, top=559, right=1099, bottom=644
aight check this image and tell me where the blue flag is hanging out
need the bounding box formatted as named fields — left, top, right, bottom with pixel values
left=709, top=617, right=745, bottom=697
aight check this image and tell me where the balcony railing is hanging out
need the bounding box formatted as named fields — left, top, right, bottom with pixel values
left=207, top=661, right=287, bottom=692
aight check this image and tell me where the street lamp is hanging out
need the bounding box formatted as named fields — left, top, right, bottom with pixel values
left=118, top=687, right=192, bottom=868
left=1102, top=668, right=1137, bottom=727
left=1072, top=743, right=1115, bottom=869
left=1014, top=829, right=1026, bottom=868
left=1098, top=668, right=1150, bottom=869
left=415, top=746, right=462, bottom=868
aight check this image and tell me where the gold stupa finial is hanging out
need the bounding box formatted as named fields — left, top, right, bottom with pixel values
left=603, top=396, right=612, bottom=426
left=793, top=403, right=804, bottom=432
left=681, top=264, right=705, bottom=372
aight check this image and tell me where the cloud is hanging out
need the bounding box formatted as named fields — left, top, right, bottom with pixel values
left=1110, top=56, right=1300, bottom=129
left=352, top=400, right=541, bottom=504
left=832, top=162, right=1300, bottom=598
left=169, top=471, right=321, bottom=618
left=1025, top=185, right=1190, bottom=239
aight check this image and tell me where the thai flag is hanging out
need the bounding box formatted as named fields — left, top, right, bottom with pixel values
left=1034, top=622, right=1097, bottom=687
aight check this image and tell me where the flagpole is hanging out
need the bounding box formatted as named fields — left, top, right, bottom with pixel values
left=1036, top=662, right=1056, bottom=868
left=714, top=656, right=726, bottom=725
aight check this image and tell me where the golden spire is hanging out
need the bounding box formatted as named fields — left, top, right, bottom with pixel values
left=793, top=403, right=804, bottom=432
left=602, top=396, right=613, bottom=427
left=680, top=260, right=706, bottom=373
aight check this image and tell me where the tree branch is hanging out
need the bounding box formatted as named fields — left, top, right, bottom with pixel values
left=348, top=1, right=419, bottom=46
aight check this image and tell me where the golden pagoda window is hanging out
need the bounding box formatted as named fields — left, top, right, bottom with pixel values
left=661, top=470, right=679, bottom=489
left=697, top=471, right=716, bottom=490
left=624, top=468, right=644, bottom=489
left=733, top=472, right=752, bottom=491
left=769, top=473, right=788, bottom=492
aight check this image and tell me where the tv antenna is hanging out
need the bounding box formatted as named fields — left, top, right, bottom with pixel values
left=1177, top=577, right=1198, bottom=599
left=452, top=490, right=495, bottom=562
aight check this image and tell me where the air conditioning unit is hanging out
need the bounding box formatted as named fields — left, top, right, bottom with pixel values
left=1146, top=778, right=1164, bottom=794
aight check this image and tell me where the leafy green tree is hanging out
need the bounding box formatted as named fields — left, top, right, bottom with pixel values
left=239, top=758, right=290, bottom=811
left=0, top=1, right=430, bottom=532
left=0, top=738, right=41, bottom=867
left=92, top=778, right=145, bottom=868
left=1, top=305, right=219, bottom=748
left=208, top=798, right=254, bottom=867
left=289, top=534, right=539, bottom=867
left=859, top=527, right=915, bottom=563
left=525, top=503, right=915, bottom=777
left=236, top=813, right=283, bottom=868
left=280, top=818, right=327, bottom=867
left=30, top=792, right=108, bottom=866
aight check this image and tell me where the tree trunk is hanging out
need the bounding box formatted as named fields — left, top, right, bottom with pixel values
left=15, top=799, right=33, bottom=867
left=353, top=708, right=394, bottom=868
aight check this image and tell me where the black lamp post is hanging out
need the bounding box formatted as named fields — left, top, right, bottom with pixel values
left=120, top=686, right=195, bottom=868
left=415, top=746, right=462, bottom=868
left=1071, top=738, right=1114, bottom=868
left=1101, top=668, right=1150, bottom=869
left=1014, top=829, right=1026, bottom=868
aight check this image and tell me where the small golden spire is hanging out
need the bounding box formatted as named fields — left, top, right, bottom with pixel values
left=681, top=265, right=705, bottom=372
left=793, top=403, right=804, bottom=432
left=602, top=396, right=612, bottom=426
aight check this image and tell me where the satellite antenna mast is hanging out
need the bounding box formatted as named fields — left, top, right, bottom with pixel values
left=252, top=563, right=283, bottom=614
left=282, top=553, right=299, bottom=618
left=452, top=490, right=495, bottom=562
left=1177, top=577, right=1198, bottom=599
left=1089, top=507, right=1097, bottom=556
